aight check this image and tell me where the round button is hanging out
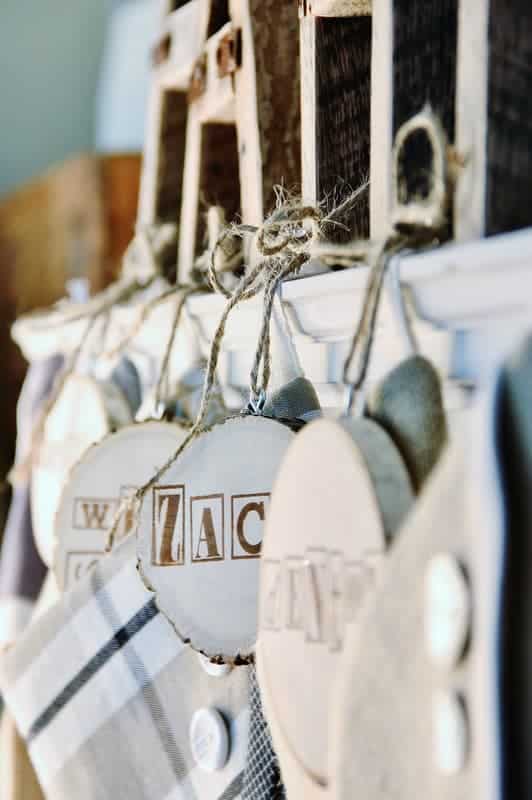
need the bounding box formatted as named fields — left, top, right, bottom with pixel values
left=197, top=653, right=233, bottom=677
left=424, top=554, right=470, bottom=669
left=190, top=708, right=229, bottom=772
left=432, top=690, right=469, bottom=775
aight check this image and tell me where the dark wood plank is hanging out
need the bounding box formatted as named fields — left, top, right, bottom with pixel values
left=154, top=90, right=188, bottom=274
left=249, top=0, right=302, bottom=217
left=392, top=0, right=457, bottom=208
left=485, top=0, right=532, bottom=235
left=197, top=123, right=241, bottom=250
left=155, top=90, right=188, bottom=225
left=316, top=15, right=371, bottom=239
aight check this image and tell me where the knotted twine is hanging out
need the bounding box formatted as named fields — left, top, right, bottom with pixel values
left=106, top=193, right=341, bottom=548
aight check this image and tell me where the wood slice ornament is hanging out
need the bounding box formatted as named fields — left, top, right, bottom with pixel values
left=256, top=415, right=413, bottom=797
left=136, top=413, right=296, bottom=660
left=31, top=373, right=133, bottom=568
left=53, top=421, right=189, bottom=591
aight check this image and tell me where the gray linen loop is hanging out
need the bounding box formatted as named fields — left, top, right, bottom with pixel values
left=343, top=106, right=452, bottom=416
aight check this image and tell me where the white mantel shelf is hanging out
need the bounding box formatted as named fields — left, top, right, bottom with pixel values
left=12, top=228, right=532, bottom=412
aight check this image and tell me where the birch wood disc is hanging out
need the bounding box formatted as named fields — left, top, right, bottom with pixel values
left=31, top=374, right=133, bottom=567
left=136, top=415, right=296, bottom=660
left=257, top=416, right=413, bottom=789
left=53, top=421, right=188, bottom=591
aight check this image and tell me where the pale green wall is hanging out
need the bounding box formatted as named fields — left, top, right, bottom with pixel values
left=0, top=0, right=110, bottom=196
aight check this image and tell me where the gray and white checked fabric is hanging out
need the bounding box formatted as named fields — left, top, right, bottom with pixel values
left=242, top=668, right=285, bottom=800
left=0, top=537, right=250, bottom=800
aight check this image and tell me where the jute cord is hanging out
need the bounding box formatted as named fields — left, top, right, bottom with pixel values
left=107, top=192, right=346, bottom=547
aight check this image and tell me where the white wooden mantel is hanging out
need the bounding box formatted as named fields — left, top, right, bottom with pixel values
left=12, top=227, right=532, bottom=414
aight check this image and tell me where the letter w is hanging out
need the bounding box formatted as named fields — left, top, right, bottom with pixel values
left=81, top=503, right=110, bottom=529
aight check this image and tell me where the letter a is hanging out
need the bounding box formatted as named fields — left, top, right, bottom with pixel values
left=195, top=508, right=221, bottom=560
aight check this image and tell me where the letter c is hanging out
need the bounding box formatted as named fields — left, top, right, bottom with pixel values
left=236, top=501, right=264, bottom=555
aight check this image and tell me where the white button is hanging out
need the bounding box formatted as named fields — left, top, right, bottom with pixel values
left=197, top=653, right=233, bottom=677
left=432, top=690, right=469, bottom=775
left=424, top=554, right=470, bottom=669
left=190, top=708, right=229, bottom=772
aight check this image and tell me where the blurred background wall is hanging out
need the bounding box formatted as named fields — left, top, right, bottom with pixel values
left=0, top=0, right=162, bottom=197
left=0, top=0, right=109, bottom=196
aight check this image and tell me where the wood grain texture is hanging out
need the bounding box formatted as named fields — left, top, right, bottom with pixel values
left=392, top=0, right=457, bottom=215
left=392, top=0, right=457, bottom=137
left=315, top=15, right=371, bottom=239
left=485, top=0, right=532, bottom=235
left=248, top=0, right=301, bottom=216
left=99, top=154, right=142, bottom=286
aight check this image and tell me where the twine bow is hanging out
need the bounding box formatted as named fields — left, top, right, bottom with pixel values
left=107, top=200, right=326, bottom=548
left=207, top=202, right=322, bottom=408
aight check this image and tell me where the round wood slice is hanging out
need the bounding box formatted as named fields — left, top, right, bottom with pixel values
left=136, top=414, right=296, bottom=660
left=257, top=416, right=413, bottom=792
left=53, top=421, right=189, bottom=591
left=31, top=374, right=133, bottom=567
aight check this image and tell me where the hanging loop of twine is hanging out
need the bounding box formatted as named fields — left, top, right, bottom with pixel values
left=153, top=284, right=205, bottom=413
left=207, top=199, right=323, bottom=408
left=343, top=234, right=407, bottom=415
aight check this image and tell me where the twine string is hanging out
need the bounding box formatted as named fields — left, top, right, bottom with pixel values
left=102, top=284, right=186, bottom=360
left=106, top=261, right=266, bottom=549
left=343, top=235, right=407, bottom=415
left=106, top=107, right=452, bottom=548
left=153, top=285, right=205, bottom=412
left=107, top=197, right=329, bottom=549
